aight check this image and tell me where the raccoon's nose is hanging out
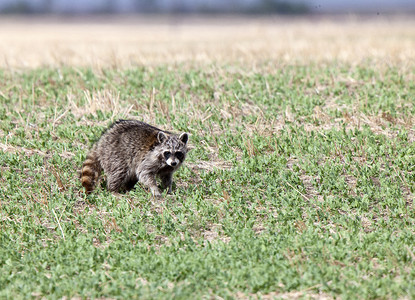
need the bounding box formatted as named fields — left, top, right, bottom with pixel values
left=171, top=161, right=177, bottom=166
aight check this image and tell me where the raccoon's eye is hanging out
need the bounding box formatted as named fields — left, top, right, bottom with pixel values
left=175, top=151, right=184, bottom=161
left=163, top=151, right=171, bottom=159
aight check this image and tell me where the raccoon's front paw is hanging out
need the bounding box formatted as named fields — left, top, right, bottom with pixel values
left=151, top=187, right=162, bottom=197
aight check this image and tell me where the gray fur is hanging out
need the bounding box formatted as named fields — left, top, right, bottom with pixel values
left=81, top=119, right=188, bottom=196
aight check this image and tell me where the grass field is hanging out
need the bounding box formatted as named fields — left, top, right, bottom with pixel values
left=1, top=16, right=415, bottom=299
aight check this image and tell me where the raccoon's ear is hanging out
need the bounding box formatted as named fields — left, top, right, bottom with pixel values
left=179, top=132, right=189, bottom=144
left=157, top=131, right=168, bottom=143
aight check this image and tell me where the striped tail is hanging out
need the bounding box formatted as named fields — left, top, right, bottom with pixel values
left=80, top=150, right=102, bottom=194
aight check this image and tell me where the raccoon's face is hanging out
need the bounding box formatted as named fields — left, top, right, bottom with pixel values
left=157, top=132, right=188, bottom=168
left=163, top=149, right=185, bottom=167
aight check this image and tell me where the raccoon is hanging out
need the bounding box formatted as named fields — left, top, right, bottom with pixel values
left=81, top=119, right=189, bottom=197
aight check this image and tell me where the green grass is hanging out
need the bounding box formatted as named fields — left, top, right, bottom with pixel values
left=1, top=63, right=414, bottom=299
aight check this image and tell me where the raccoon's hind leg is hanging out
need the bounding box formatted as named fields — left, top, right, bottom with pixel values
left=106, top=169, right=137, bottom=193
left=106, top=171, right=126, bottom=193
left=81, top=150, right=102, bottom=194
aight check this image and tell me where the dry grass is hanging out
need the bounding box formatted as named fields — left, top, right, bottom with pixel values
left=0, top=15, right=414, bottom=69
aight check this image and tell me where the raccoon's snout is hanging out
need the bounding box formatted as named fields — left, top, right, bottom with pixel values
left=166, top=157, right=179, bottom=167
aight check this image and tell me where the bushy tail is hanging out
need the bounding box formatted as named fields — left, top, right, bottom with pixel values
left=80, top=149, right=102, bottom=194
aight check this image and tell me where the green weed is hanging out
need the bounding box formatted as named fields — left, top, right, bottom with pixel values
left=0, top=63, right=414, bottom=299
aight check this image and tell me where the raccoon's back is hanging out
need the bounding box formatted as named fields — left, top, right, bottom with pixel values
left=105, top=120, right=167, bottom=137
left=96, top=120, right=162, bottom=167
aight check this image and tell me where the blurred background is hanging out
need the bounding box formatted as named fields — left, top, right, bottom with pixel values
left=0, top=0, right=414, bottom=69
left=1, top=0, right=414, bottom=15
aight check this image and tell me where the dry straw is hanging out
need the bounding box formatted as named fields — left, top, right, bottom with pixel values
left=0, top=16, right=413, bottom=69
